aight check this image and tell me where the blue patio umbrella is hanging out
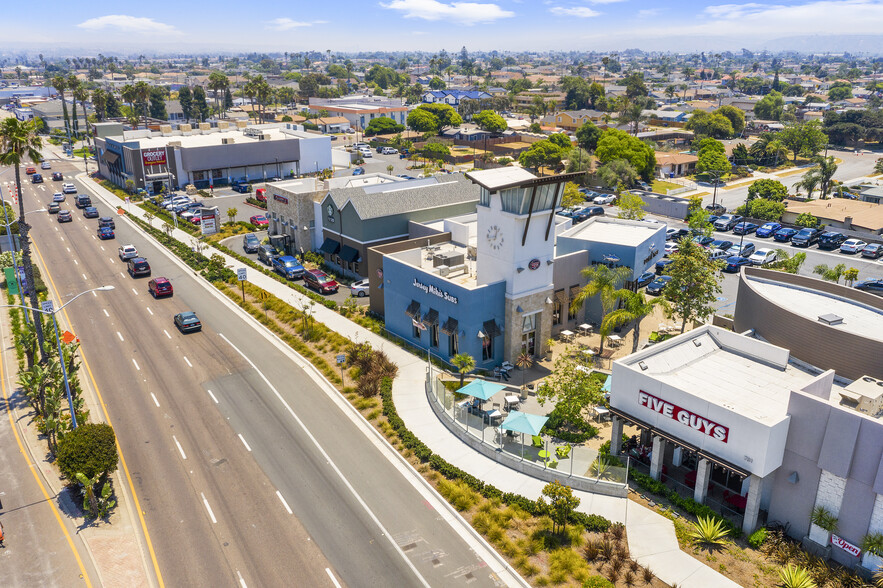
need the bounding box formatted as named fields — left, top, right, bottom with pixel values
left=500, top=410, right=550, bottom=459
left=602, top=374, right=612, bottom=393
left=459, top=379, right=506, bottom=401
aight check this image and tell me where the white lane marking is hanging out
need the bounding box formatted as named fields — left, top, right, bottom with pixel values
left=91, top=291, right=96, bottom=297
left=201, top=493, right=217, bottom=524
left=73, top=259, right=78, bottom=265
left=109, top=258, right=114, bottom=264
left=173, top=435, right=187, bottom=460
left=131, top=288, right=138, bottom=295
left=132, top=358, right=140, bottom=371
left=99, top=245, right=105, bottom=251
left=207, top=389, right=219, bottom=404
left=276, top=490, right=292, bottom=514
left=218, top=333, right=430, bottom=587
left=66, top=247, right=70, bottom=252
left=120, top=272, right=125, bottom=278
left=146, top=307, right=153, bottom=316
left=103, top=309, right=109, bottom=317
left=163, top=329, right=171, bottom=339
left=55, top=227, right=58, bottom=231
left=325, top=569, right=342, bottom=588
left=81, top=273, right=87, bottom=280
left=150, top=393, right=160, bottom=407
left=237, top=570, right=247, bottom=588
left=39, top=185, right=45, bottom=191
left=183, top=356, right=192, bottom=368
left=238, top=434, right=252, bottom=452
left=117, top=331, right=124, bottom=342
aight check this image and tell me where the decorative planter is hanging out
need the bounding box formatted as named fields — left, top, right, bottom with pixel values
left=862, top=551, right=883, bottom=572
left=809, top=523, right=831, bottom=546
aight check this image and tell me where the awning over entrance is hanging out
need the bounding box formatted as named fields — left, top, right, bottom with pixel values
left=422, top=308, right=439, bottom=326
left=339, top=244, right=360, bottom=263
left=405, top=300, right=421, bottom=319
left=320, top=237, right=341, bottom=255
left=103, top=151, right=119, bottom=164
left=483, top=319, right=502, bottom=338
left=441, top=317, right=458, bottom=335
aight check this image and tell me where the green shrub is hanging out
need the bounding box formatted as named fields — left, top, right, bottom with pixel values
left=542, top=405, right=598, bottom=444
left=56, top=423, right=118, bottom=482
left=748, top=527, right=768, bottom=549
left=583, top=576, right=614, bottom=588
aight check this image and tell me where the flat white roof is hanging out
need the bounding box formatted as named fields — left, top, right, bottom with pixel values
left=466, top=167, right=536, bottom=190
left=747, top=275, right=883, bottom=344
left=561, top=217, right=662, bottom=248
left=117, top=126, right=318, bottom=149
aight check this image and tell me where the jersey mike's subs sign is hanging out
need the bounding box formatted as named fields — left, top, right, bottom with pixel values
left=639, top=391, right=729, bottom=443
left=142, top=148, right=167, bottom=166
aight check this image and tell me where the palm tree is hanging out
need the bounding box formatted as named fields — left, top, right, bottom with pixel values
left=794, top=174, right=820, bottom=199
left=0, top=118, right=48, bottom=363
left=73, top=84, right=90, bottom=145
left=51, top=75, right=70, bottom=139
left=451, top=353, right=476, bottom=388
left=67, top=75, right=81, bottom=139
left=515, top=351, right=533, bottom=391
left=604, top=290, right=667, bottom=353
left=571, top=264, right=632, bottom=356
left=91, top=88, right=107, bottom=122
left=121, top=84, right=137, bottom=124
left=207, top=71, right=229, bottom=117
left=808, top=155, right=838, bottom=199
left=619, top=99, right=646, bottom=135
left=813, top=263, right=846, bottom=284
left=134, top=81, right=151, bottom=128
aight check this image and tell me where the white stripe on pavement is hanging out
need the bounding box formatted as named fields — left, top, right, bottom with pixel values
left=325, top=569, right=342, bottom=588
left=151, top=393, right=160, bottom=407
left=173, top=435, right=187, bottom=460
left=276, top=490, right=292, bottom=514
left=183, top=356, right=192, bottom=368
left=132, top=358, right=140, bottom=371
left=201, top=493, right=217, bottom=524
left=238, top=434, right=251, bottom=452
left=207, top=389, right=219, bottom=404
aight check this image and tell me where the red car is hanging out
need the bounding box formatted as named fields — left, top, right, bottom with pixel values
left=304, top=269, right=339, bottom=294
left=255, top=188, right=267, bottom=203
left=148, top=277, right=173, bottom=298
left=250, top=215, right=268, bottom=227
left=25, top=166, right=36, bottom=175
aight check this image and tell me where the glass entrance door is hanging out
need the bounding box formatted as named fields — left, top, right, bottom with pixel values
left=521, top=331, right=536, bottom=356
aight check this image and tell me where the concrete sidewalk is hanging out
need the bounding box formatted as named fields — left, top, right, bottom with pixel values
left=82, top=174, right=740, bottom=587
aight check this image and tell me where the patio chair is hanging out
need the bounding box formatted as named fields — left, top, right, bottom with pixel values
left=548, top=460, right=559, bottom=469
left=531, top=435, right=544, bottom=449
left=555, top=444, right=571, bottom=460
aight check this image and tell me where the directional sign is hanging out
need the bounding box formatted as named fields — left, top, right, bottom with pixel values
left=41, top=300, right=54, bottom=313
left=237, top=267, right=247, bottom=282
left=336, top=354, right=346, bottom=365
left=258, top=291, right=269, bottom=300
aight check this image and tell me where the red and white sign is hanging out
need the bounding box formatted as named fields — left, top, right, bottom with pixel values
left=141, top=148, right=167, bottom=166
left=831, top=534, right=861, bottom=558
left=638, top=391, right=730, bottom=443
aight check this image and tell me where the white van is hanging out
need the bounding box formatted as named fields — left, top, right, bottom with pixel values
left=707, top=249, right=729, bottom=262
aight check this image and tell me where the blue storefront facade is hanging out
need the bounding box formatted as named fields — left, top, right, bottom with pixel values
left=382, top=252, right=507, bottom=368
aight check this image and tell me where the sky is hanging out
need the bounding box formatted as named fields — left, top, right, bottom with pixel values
left=5, top=0, right=883, bottom=54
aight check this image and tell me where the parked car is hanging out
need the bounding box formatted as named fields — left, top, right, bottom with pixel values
left=381, top=147, right=399, bottom=155
left=118, top=244, right=138, bottom=260
left=250, top=215, right=269, bottom=227
left=51, top=172, right=63, bottom=181
left=98, top=217, right=115, bottom=229
left=148, top=277, right=173, bottom=298
left=749, top=248, right=778, bottom=266
left=664, top=242, right=679, bottom=257
left=705, top=203, right=726, bottom=215
left=692, top=235, right=714, bottom=248
left=255, top=188, right=267, bottom=202
left=646, top=275, right=672, bottom=295
left=667, top=228, right=690, bottom=242
left=756, top=222, right=782, bottom=238
left=352, top=167, right=365, bottom=176
left=173, top=311, right=202, bottom=333
left=790, top=227, right=821, bottom=247
left=243, top=233, right=260, bottom=254
left=727, top=242, right=756, bottom=258
left=655, top=258, right=674, bottom=274
left=818, top=232, right=848, bottom=250
left=583, top=206, right=605, bottom=218
left=713, top=214, right=743, bottom=231
left=861, top=243, right=883, bottom=259
left=127, top=257, right=151, bottom=277
left=231, top=182, right=251, bottom=194
left=593, top=194, right=616, bottom=205
left=57, top=210, right=72, bottom=222
left=350, top=279, right=370, bottom=297
left=773, top=227, right=798, bottom=242
left=707, top=215, right=720, bottom=226
left=52, top=192, right=65, bottom=203
left=732, top=222, right=758, bottom=235
left=854, top=278, right=883, bottom=296
left=723, top=256, right=751, bottom=273
left=303, top=269, right=339, bottom=294
left=97, top=226, right=114, bottom=240
left=710, top=239, right=734, bottom=251
left=31, top=173, right=43, bottom=183
left=62, top=183, right=77, bottom=194
left=271, top=255, right=305, bottom=279
left=257, top=244, right=280, bottom=265
left=636, top=270, right=656, bottom=288
left=48, top=202, right=61, bottom=214
left=82, top=206, right=99, bottom=218
left=840, top=239, right=868, bottom=254
left=707, top=249, right=730, bottom=262
left=41, top=161, right=51, bottom=169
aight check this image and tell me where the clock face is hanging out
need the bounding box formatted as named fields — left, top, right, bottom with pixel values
left=486, top=225, right=503, bottom=250
left=327, top=204, right=334, bottom=217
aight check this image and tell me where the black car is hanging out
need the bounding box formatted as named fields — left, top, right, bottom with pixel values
left=861, top=243, right=883, bottom=259
left=257, top=244, right=280, bottom=264
left=583, top=206, right=605, bottom=218
left=127, top=257, right=151, bottom=277
left=636, top=270, right=655, bottom=288
left=57, top=210, right=72, bottom=222
left=854, top=279, right=883, bottom=296
left=174, top=311, right=202, bottom=333
left=732, top=222, right=758, bottom=236
left=666, top=228, right=690, bottom=241
left=710, top=239, right=734, bottom=251
left=75, top=194, right=92, bottom=209
left=31, top=173, right=43, bottom=183
left=51, top=171, right=63, bottom=181
left=791, top=227, right=821, bottom=247
left=98, top=217, right=115, bottom=229
left=818, top=231, right=847, bottom=250
left=646, top=275, right=672, bottom=295
left=705, top=203, right=727, bottom=215
left=83, top=206, right=99, bottom=218
left=693, top=235, right=714, bottom=248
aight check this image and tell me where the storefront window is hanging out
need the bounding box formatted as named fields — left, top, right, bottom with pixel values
left=430, top=324, right=439, bottom=348
left=481, top=336, right=493, bottom=362
left=568, top=285, right=580, bottom=320
left=413, top=323, right=422, bottom=339
left=449, top=333, right=459, bottom=356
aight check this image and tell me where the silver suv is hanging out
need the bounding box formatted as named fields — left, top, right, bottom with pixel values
left=243, top=233, right=260, bottom=254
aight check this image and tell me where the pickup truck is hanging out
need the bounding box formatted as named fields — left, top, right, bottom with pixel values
left=271, top=255, right=305, bottom=279
left=232, top=182, right=251, bottom=194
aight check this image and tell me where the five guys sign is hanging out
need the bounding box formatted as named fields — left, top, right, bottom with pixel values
left=142, top=148, right=167, bottom=166
left=638, top=391, right=729, bottom=443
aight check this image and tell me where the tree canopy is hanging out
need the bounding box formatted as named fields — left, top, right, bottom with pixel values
left=575, top=121, right=602, bottom=152
left=778, top=121, right=828, bottom=163
left=472, top=109, right=507, bottom=133
left=408, top=103, right=462, bottom=134
left=753, top=91, right=784, bottom=121
left=663, top=238, right=723, bottom=332
left=747, top=178, right=788, bottom=201
left=686, top=111, right=734, bottom=139
left=518, top=140, right=563, bottom=171
left=595, top=129, right=656, bottom=181
left=364, top=116, right=404, bottom=136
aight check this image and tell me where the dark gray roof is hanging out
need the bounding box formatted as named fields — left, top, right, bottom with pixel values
left=327, top=174, right=478, bottom=220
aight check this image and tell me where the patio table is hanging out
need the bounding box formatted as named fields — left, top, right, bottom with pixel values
left=504, top=394, right=520, bottom=410
left=560, top=330, right=574, bottom=342
left=578, top=323, right=593, bottom=336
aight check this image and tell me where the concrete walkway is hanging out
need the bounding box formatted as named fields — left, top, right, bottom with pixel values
left=81, top=174, right=741, bottom=587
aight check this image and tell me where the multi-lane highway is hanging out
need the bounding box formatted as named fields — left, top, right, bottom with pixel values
left=13, top=159, right=512, bottom=587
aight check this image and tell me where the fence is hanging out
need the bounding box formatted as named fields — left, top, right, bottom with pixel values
left=425, top=375, right=629, bottom=497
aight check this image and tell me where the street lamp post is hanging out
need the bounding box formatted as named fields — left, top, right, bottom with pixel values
left=1, top=286, right=114, bottom=429
left=0, top=187, right=47, bottom=324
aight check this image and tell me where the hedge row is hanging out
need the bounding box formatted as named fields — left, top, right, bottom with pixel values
left=379, top=377, right=611, bottom=534
left=629, top=470, right=742, bottom=537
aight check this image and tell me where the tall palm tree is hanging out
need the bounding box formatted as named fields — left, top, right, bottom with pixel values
left=134, top=81, right=151, bottom=128
left=207, top=71, right=229, bottom=117
left=619, top=99, right=646, bottom=135
left=121, top=84, right=137, bottom=122
left=72, top=84, right=90, bottom=145
left=51, top=75, right=70, bottom=139
left=570, top=264, right=632, bottom=356
left=67, top=75, right=81, bottom=139
left=603, top=290, right=667, bottom=353
left=793, top=174, right=820, bottom=199
left=0, top=118, right=48, bottom=363
left=809, top=155, right=838, bottom=199
left=91, top=88, right=107, bottom=122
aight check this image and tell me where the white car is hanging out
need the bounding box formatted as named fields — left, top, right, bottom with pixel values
left=840, top=239, right=867, bottom=254
left=381, top=147, right=399, bottom=155
left=165, top=196, right=191, bottom=210
left=593, top=194, right=616, bottom=205
left=350, top=279, right=370, bottom=297
left=118, top=244, right=138, bottom=260
left=707, top=249, right=729, bottom=261
left=664, top=242, right=679, bottom=256
left=358, top=148, right=373, bottom=158
left=62, top=183, right=77, bottom=194
left=749, top=248, right=777, bottom=266
left=41, top=161, right=51, bottom=169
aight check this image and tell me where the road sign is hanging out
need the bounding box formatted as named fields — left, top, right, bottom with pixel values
left=336, top=354, right=346, bottom=365
left=258, top=291, right=269, bottom=300
left=41, top=300, right=54, bottom=313
left=237, top=267, right=247, bottom=281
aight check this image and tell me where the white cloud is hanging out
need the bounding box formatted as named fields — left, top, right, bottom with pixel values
left=550, top=6, right=601, bottom=17
left=697, top=0, right=883, bottom=36
left=637, top=8, right=659, bottom=17
left=76, top=15, right=179, bottom=35
left=380, top=0, right=515, bottom=24
left=703, top=3, right=775, bottom=19
left=266, top=18, right=325, bottom=30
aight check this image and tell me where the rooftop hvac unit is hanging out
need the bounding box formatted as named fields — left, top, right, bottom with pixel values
left=433, top=251, right=465, bottom=267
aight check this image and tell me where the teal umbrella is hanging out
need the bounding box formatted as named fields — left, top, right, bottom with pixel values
left=602, top=374, right=612, bottom=393
left=459, top=379, right=506, bottom=401
left=500, top=410, right=550, bottom=460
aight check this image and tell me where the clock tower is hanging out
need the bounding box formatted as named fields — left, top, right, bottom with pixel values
left=468, top=168, right=578, bottom=362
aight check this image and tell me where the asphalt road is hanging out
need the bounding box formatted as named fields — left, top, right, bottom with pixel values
left=15, top=161, right=507, bottom=587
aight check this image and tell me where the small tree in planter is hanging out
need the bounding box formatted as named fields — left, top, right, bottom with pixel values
left=809, top=506, right=838, bottom=546
left=545, top=338, right=555, bottom=360
left=861, top=532, right=883, bottom=571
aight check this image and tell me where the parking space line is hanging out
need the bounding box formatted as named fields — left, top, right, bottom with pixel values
left=99, top=245, right=105, bottom=251
left=163, top=329, right=171, bottom=339
left=201, top=493, right=217, bottom=524
left=132, top=358, right=140, bottom=371
left=207, top=389, right=219, bottom=404
left=66, top=247, right=70, bottom=252
left=109, top=258, right=114, bottom=264
left=276, top=490, right=292, bottom=514
left=183, top=356, right=192, bottom=368
left=238, top=434, right=251, bottom=452
left=73, top=259, right=78, bottom=265
left=120, top=272, right=125, bottom=277
left=150, top=393, right=160, bottom=407
left=172, top=435, right=187, bottom=460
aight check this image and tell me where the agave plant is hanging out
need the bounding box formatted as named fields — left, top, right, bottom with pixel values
left=863, top=532, right=883, bottom=557
left=779, top=564, right=816, bottom=588
left=689, top=515, right=730, bottom=548
left=810, top=506, right=838, bottom=533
